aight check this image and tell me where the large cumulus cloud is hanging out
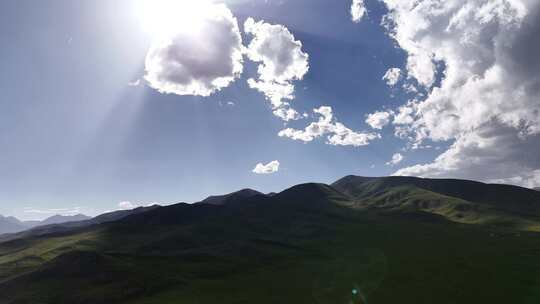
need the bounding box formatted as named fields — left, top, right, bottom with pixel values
left=144, top=4, right=244, bottom=96
left=375, top=0, right=540, bottom=187
left=244, top=17, right=309, bottom=121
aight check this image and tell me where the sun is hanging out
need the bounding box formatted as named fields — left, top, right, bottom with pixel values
left=134, top=0, right=214, bottom=37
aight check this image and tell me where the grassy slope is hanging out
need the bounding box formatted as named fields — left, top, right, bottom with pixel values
left=333, top=176, right=540, bottom=231
left=1, top=183, right=540, bottom=303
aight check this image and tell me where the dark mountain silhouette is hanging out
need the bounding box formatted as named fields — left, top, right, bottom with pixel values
left=199, top=188, right=265, bottom=205
left=1, top=176, right=540, bottom=304
left=88, top=205, right=161, bottom=225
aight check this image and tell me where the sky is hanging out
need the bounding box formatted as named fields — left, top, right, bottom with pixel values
left=1, top=0, right=539, bottom=220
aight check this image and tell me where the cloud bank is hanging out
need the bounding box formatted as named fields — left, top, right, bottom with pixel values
left=375, top=0, right=540, bottom=187
left=23, top=207, right=87, bottom=216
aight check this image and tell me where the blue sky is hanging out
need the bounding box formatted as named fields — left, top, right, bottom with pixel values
left=1, top=0, right=539, bottom=219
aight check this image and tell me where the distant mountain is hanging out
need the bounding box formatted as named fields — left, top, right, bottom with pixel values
left=1, top=176, right=540, bottom=303
left=0, top=205, right=160, bottom=243
left=39, top=214, right=91, bottom=226
left=534, top=187, right=540, bottom=191
left=0, top=214, right=92, bottom=236
left=0, top=215, right=27, bottom=234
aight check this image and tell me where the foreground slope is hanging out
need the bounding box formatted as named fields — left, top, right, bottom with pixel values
left=0, top=179, right=540, bottom=304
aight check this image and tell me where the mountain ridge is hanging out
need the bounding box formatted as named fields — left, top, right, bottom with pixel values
left=1, top=175, right=540, bottom=303
left=199, top=188, right=266, bottom=206
left=332, top=175, right=540, bottom=230
left=0, top=206, right=159, bottom=242
left=0, top=214, right=93, bottom=236
left=39, top=214, right=91, bottom=226
left=0, top=216, right=28, bottom=235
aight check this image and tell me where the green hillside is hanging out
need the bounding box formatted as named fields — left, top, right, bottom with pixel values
left=1, top=179, right=540, bottom=304
left=333, top=176, right=540, bottom=231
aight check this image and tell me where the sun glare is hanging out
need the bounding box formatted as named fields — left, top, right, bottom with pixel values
left=135, top=0, right=214, bottom=37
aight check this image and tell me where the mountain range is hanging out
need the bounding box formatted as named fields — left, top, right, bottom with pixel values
left=0, top=206, right=160, bottom=243
left=0, top=176, right=540, bottom=304
left=0, top=214, right=91, bottom=235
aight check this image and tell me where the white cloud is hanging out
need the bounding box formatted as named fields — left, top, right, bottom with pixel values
left=392, top=102, right=415, bottom=125
left=244, top=18, right=309, bottom=87
left=252, top=160, right=280, bottom=174
left=273, top=106, right=301, bottom=121
left=327, top=123, right=380, bottom=147
left=366, top=111, right=392, bottom=129
left=394, top=122, right=540, bottom=187
left=491, top=170, right=540, bottom=189
left=218, top=100, right=236, bottom=107
left=351, top=0, right=367, bottom=23
left=118, top=201, right=138, bottom=210
left=382, top=0, right=540, bottom=140
left=279, top=106, right=380, bottom=147
left=244, top=17, right=309, bottom=121
left=378, top=0, right=540, bottom=187
left=23, top=207, right=86, bottom=215
left=144, top=4, right=243, bottom=97
left=386, top=153, right=404, bottom=166
left=116, top=201, right=163, bottom=211
left=382, top=68, right=402, bottom=86
left=128, top=79, right=141, bottom=87
left=246, top=78, right=294, bottom=109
